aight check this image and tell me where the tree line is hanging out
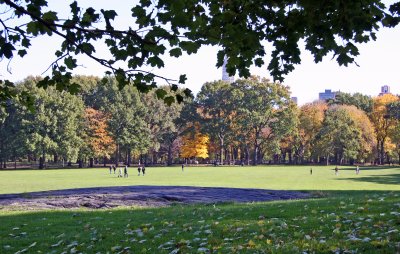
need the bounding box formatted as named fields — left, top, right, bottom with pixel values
left=1, top=76, right=399, bottom=169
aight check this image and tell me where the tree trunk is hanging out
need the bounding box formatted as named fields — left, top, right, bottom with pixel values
left=39, top=149, right=45, bottom=169
left=380, top=140, right=385, bottom=165
left=326, top=155, right=329, bottom=166
left=78, top=160, right=83, bottom=168
left=115, top=143, right=120, bottom=167
left=89, top=158, right=94, bottom=167
left=167, top=143, right=173, bottom=166
left=103, top=156, right=107, bottom=167
left=54, top=154, right=58, bottom=163
left=219, top=136, right=224, bottom=165
left=398, top=153, right=400, bottom=165
left=127, top=148, right=132, bottom=166
left=253, top=143, right=258, bottom=166
left=245, top=146, right=250, bottom=165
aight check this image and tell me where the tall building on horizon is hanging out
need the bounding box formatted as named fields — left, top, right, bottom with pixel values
left=222, top=56, right=235, bottom=83
left=319, top=89, right=337, bottom=101
left=379, top=85, right=391, bottom=96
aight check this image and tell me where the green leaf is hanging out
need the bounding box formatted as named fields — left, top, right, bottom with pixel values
left=147, top=56, right=164, bottom=68
left=164, top=96, right=175, bottom=106
left=155, top=89, right=168, bottom=99
left=80, top=42, right=95, bottom=54
left=101, top=9, right=118, bottom=20
left=18, top=49, right=27, bottom=57
left=26, top=22, right=39, bottom=35
left=42, top=11, right=58, bottom=23
left=179, top=41, right=200, bottom=54
left=64, top=57, right=77, bottom=70
left=21, top=38, right=31, bottom=47
left=169, top=48, right=182, bottom=57
left=68, top=83, right=81, bottom=94
left=176, top=94, right=184, bottom=103
left=179, top=74, right=187, bottom=84
left=0, top=43, right=15, bottom=59
left=55, top=50, right=63, bottom=57
left=171, top=84, right=178, bottom=92
left=183, top=88, right=193, bottom=98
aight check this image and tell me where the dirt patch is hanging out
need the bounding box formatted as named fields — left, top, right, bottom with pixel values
left=0, top=186, right=311, bottom=210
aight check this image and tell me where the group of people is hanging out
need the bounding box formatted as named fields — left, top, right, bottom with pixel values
left=108, top=165, right=135, bottom=178
left=137, top=165, right=146, bottom=176
left=334, top=165, right=361, bottom=176
left=308, top=166, right=361, bottom=176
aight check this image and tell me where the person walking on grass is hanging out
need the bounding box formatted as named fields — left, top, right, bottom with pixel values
left=109, top=165, right=112, bottom=174
left=138, top=166, right=141, bottom=176
left=356, top=166, right=360, bottom=175
left=182, top=164, right=185, bottom=172
left=142, top=166, right=146, bottom=175
left=310, top=168, right=313, bottom=175
left=335, top=166, right=339, bottom=176
left=124, top=165, right=128, bottom=178
left=113, top=165, right=116, bottom=174
left=118, top=167, right=122, bottom=178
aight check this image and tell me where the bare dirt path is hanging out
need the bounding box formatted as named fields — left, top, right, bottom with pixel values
left=0, top=186, right=311, bottom=210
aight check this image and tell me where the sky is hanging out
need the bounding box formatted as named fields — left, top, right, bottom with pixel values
left=1, top=1, right=400, bottom=105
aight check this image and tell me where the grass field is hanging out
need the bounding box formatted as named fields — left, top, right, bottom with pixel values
left=1, top=165, right=400, bottom=253
left=0, top=165, right=400, bottom=194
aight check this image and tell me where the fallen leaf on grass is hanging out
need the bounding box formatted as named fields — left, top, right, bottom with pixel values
left=51, top=240, right=63, bottom=247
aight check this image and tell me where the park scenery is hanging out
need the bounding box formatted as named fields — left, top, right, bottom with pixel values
left=1, top=77, right=400, bottom=253
left=2, top=1, right=400, bottom=253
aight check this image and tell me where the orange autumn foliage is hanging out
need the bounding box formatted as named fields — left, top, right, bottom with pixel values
left=84, top=108, right=115, bottom=159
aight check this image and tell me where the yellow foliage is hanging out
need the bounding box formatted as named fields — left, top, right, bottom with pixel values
left=371, top=94, right=399, bottom=141
left=180, top=131, right=209, bottom=159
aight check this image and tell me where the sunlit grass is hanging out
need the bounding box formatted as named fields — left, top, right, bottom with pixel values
left=0, top=165, right=399, bottom=194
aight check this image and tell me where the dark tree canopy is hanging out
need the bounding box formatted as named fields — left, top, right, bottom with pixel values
left=1, top=0, right=400, bottom=107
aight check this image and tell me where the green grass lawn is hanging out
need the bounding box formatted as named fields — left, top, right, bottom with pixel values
left=0, top=165, right=400, bottom=194
left=0, top=192, right=399, bottom=253
left=1, top=165, right=400, bottom=253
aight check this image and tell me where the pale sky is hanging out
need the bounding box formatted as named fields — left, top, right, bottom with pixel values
left=1, top=1, right=399, bottom=105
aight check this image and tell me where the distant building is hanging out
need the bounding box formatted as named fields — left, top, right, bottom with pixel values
left=319, top=89, right=337, bottom=101
left=291, top=97, right=298, bottom=104
left=222, top=56, right=235, bottom=83
left=379, top=85, right=391, bottom=96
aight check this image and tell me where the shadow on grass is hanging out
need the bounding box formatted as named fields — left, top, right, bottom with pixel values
left=336, top=173, right=400, bottom=185
left=330, top=166, right=400, bottom=171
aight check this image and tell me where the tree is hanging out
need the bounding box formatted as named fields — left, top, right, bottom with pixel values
left=1, top=1, right=400, bottom=106
left=297, top=101, right=328, bottom=163
left=328, top=92, right=373, bottom=113
left=197, top=81, right=235, bottom=164
left=180, top=129, right=209, bottom=161
left=0, top=97, right=27, bottom=168
left=141, top=88, right=183, bottom=165
left=370, top=94, right=399, bottom=164
left=19, top=77, right=84, bottom=169
left=340, top=105, right=376, bottom=163
left=81, top=108, right=115, bottom=167
left=385, top=100, right=400, bottom=164
left=233, top=76, right=296, bottom=165
left=94, top=77, right=151, bottom=166
left=316, top=105, right=362, bottom=165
